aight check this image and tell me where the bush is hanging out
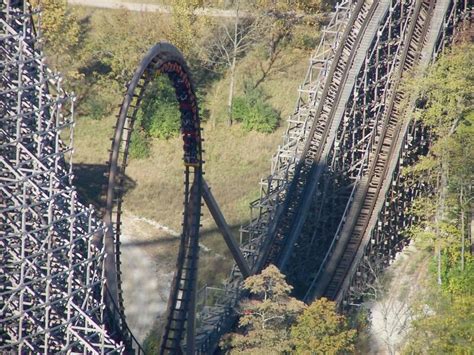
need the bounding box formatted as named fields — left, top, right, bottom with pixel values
left=138, top=75, right=181, bottom=140
left=128, top=75, right=181, bottom=159
left=232, top=87, right=279, bottom=133
left=77, top=77, right=121, bottom=120
left=129, top=129, right=151, bottom=159
left=80, top=94, right=110, bottom=120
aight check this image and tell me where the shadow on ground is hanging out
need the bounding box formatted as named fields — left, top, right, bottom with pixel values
left=73, top=163, right=136, bottom=211
left=121, top=222, right=245, bottom=248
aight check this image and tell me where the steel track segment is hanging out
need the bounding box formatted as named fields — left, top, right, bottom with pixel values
left=254, top=0, right=371, bottom=272
left=334, top=0, right=462, bottom=304
left=104, top=42, right=203, bottom=353
left=309, top=0, right=435, bottom=301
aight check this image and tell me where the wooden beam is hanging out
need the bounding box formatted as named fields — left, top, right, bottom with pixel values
left=202, top=179, right=251, bottom=278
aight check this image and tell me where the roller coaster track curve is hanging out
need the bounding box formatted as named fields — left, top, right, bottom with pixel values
left=103, top=43, right=203, bottom=354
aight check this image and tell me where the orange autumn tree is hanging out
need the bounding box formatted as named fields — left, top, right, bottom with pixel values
left=221, top=265, right=305, bottom=353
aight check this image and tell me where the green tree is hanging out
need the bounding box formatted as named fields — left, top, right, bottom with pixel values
left=402, top=43, right=474, bottom=353
left=290, top=297, right=356, bottom=354
left=33, top=0, right=80, bottom=56
left=403, top=291, right=474, bottom=353
left=232, top=85, right=280, bottom=133
left=138, top=76, right=181, bottom=140
left=221, top=265, right=306, bottom=353
left=168, top=0, right=213, bottom=58
left=405, top=43, right=473, bottom=286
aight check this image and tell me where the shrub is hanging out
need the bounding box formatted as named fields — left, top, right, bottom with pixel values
left=129, top=129, right=151, bottom=159
left=138, top=75, right=181, bottom=140
left=232, top=87, right=279, bottom=133
left=80, top=94, right=110, bottom=120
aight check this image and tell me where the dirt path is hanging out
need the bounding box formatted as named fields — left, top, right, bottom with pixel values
left=118, top=212, right=225, bottom=341
left=364, top=243, right=429, bottom=354
left=119, top=213, right=178, bottom=341
left=67, top=0, right=248, bottom=18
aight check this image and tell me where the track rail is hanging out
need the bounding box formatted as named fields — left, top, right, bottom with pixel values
left=258, top=0, right=377, bottom=270
left=333, top=0, right=467, bottom=305
left=308, top=0, right=449, bottom=301
left=103, top=43, right=203, bottom=353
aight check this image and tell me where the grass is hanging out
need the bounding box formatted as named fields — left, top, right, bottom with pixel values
left=70, top=6, right=312, bottom=286
left=67, top=3, right=314, bottom=342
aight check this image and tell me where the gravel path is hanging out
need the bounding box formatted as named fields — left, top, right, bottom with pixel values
left=365, top=243, right=429, bottom=354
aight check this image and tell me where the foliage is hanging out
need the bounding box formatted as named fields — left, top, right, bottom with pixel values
left=403, top=291, right=474, bottom=354
left=402, top=43, right=474, bottom=353
left=232, top=86, right=279, bottom=133
left=32, top=0, right=80, bottom=56
left=414, top=44, right=473, bottom=134
left=221, top=265, right=306, bottom=353
left=128, top=75, right=182, bottom=159
left=129, top=129, right=151, bottom=160
left=138, top=76, right=181, bottom=140
left=406, top=44, right=474, bottom=283
left=255, top=0, right=323, bottom=13
left=168, top=0, right=214, bottom=59
left=83, top=9, right=163, bottom=84
left=250, top=0, right=323, bottom=87
left=291, top=298, right=357, bottom=354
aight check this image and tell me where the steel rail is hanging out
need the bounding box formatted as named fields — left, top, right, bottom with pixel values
left=103, top=42, right=203, bottom=353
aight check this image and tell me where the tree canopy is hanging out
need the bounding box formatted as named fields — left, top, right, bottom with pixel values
left=221, top=265, right=357, bottom=353
left=291, top=297, right=356, bottom=354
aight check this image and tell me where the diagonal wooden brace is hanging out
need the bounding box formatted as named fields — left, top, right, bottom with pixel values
left=202, top=179, right=251, bottom=278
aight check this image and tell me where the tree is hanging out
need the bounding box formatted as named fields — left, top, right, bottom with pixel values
left=168, top=0, right=212, bottom=58
left=403, top=290, right=474, bottom=353
left=232, top=84, right=280, bottom=133
left=251, top=0, right=323, bottom=88
left=208, top=0, right=260, bottom=126
left=405, top=43, right=474, bottom=286
left=32, top=0, right=80, bottom=56
left=290, top=297, right=356, bottom=354
left=221, top=265, right=306, bottom=353
left=401, top=43, right=474, bottom=353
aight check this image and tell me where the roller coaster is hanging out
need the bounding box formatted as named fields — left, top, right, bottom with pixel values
left=0, top=0, right=471, bottom=353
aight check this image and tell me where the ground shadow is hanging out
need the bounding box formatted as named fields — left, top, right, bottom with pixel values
left=121, top=222, right=245, bottom=248
left=73, top=163, right=136, bottom=212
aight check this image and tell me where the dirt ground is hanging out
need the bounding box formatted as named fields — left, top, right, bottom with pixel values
left=118, top=211, right=229, bottom=341
left=119, top=212, right=179, bottom=341
left=364, top=243, right=430, bottom=354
